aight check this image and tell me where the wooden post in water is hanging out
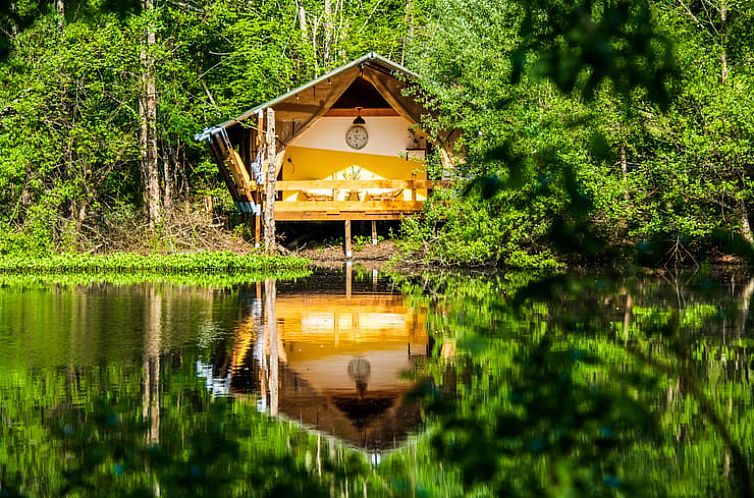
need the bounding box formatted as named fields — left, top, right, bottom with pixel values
left=265, top=279, right=278, bottom=416
left=263, top=108, right=276, bottom=254
left=345, top=261, right=352, bottom=298
left=344, top=220, right=353, bottom=259
left=371, top=220, right=378, bottom=245
left=255, top=110, right=264, bottom=249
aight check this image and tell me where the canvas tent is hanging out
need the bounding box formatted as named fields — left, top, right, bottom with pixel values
left=195, top=52, right=456, bottom=251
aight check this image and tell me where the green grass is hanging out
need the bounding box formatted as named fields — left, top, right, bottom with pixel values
left=0, top=252, right=311, bottom=281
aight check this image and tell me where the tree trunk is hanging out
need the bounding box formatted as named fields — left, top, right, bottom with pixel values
left=263, top=108, right=277, bottom=254
left=163, top=158, right=173, bottom=216
left=402, top=0, right=414, bottom=66
left=720, top=0, right=728, bottom=84
left=620, top=144, right=630, bottom=202
left=55, top=0, right=64, bottom=30
left=739, top=200, right=753, bottom=244
left=140, top=0, right=161, bottom=229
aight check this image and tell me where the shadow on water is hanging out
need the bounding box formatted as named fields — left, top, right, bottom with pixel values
left=0, top=268, right=752, bottom=497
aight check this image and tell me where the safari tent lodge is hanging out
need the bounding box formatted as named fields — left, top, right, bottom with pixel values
left=195, top=53, right=453, bottom=252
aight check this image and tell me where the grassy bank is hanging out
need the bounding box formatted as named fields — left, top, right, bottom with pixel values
left=0, top=252, right=310, bottom=275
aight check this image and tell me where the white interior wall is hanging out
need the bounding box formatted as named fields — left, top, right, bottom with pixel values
left=289, top=117, right=420, bottom=157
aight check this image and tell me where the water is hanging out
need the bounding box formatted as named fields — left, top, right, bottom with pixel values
left=0, top=269, right=752, bottom=497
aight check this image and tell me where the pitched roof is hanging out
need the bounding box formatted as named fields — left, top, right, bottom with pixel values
left=195, top=53, right=425, bottom=144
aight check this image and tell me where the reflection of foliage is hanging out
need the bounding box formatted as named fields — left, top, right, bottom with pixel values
left=1, top=361, right=373, bottom=498
left=399, top=271, right=754, bottom=498
left=2, top=273, right=753, bottom=498
left=427, top=339, right=659, bottom=497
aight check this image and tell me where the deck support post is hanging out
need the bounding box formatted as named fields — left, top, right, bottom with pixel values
left=371, top=220, right=378, bottom=245
left=345, top=261, right=352, bottom=298
left=344, top=220, right=353, bottom=259
left=263, top=108, right=276, bottom=254
left=254, top=213, right=261, bottom=248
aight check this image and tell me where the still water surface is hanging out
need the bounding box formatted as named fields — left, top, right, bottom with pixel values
left=0, top=269, right=752, bottom=497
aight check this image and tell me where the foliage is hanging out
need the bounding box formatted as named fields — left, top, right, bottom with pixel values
left=0, top=0, right=426, bottom=254
left=401, top=0, right=754, bottom=268
left=0, top=251, right=309, bottom=274
left=398, top=270, right=754, bottom=497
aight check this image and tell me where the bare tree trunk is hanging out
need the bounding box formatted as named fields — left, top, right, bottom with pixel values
left=178, top=147, right=190, bottom=212
left=739, top=200, right=753, bottom=244
left=720, top=0, right=728, bottom=83
left=402, top=0, right=414, bottom=66
left=263, top=108, right=277, bottom=254
left=620, top=144, right=630, bottom=202
left=323, top=0, right=332, bottom=65
left=140, top=0, right=161, bottom=229
left=55, top=0, right=64, bottom=30
left=298, top=6, right=308, bottom=40
left=163, top=158, right=173, bottom=216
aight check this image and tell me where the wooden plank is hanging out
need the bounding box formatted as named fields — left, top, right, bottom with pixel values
left=276, top=180, right=449, bottom=190
left=275, top=211, right=408, bottom=221
left=323, top=108, right=400, bottom=117
left=344, top=220, right=352, bottom=259
left=209, top=137, right=241, bottom=201
left=274, top=200, right=424, bottom=213
left=275, top=102, right=322, bottom=113
left=254, top=214, right=261, bottom=248
left=226, top=149, right=254, bottom=199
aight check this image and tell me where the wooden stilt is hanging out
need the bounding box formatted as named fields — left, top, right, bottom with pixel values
left=255, top=214, right=261, bottom=248
left=371, top=220, right=378, bottom=245
left=345, top=261, right=352, bottom=299
left=344, top=220, right=352, bottom=259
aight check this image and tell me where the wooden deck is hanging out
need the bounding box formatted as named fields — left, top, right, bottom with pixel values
left=274, top=179, right=448, bottom=221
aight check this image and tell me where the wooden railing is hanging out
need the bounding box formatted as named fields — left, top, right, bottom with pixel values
left=276, top=179, right=448, bottom=190
left=272, top=179, right=450, bottom=221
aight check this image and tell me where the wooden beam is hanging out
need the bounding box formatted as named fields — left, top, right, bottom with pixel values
left=209, top=137, right=241, bottom=201
left=323, top=108, right=399, bottom=117
left=344, top=220, right=352, bottom=259
left=276, top=179, right=448, bottom=190
left=275, top=102, right=322, bottom=113
left=371, top=220, right=377, bottom=245
left=275, top=212, right=409, bottom=221
left=274, top=200, right=424, bottom=213
left=255, top=214, right=261, bottom=248
left=264, top=108, right=277, bottom=254
left=226, top=148, right=254, bottom=199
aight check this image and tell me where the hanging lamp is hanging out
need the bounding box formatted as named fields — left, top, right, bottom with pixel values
left=353, top=107, right=366, bottom=125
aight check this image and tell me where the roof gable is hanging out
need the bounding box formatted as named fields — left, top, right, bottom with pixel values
left=195, top=53, right=428, bottom=144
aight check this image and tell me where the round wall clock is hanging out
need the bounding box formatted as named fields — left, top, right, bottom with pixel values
left=345, top=125, right=369, bottom=150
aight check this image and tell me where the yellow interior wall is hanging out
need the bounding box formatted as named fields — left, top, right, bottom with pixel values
left=281, top=145, right=426, bottom=202
left=282, top=145, right=426, bottom=181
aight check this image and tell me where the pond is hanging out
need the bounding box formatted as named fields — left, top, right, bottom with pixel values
left=0, top=268, right=752, bottom=497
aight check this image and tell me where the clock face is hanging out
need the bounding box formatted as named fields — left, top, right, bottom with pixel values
left=345, top=125, right=369, bottom=150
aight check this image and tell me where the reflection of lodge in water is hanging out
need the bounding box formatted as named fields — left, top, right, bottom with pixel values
left=197, top=270, right=429, bottom=450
